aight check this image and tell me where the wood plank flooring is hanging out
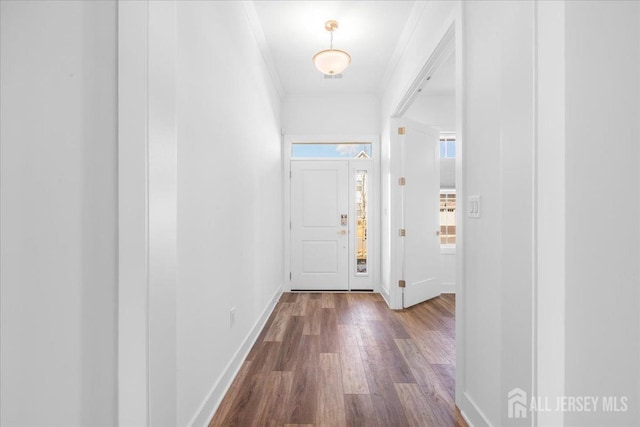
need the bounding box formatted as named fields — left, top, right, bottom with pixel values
left=210, top=293, right=467, bottom=427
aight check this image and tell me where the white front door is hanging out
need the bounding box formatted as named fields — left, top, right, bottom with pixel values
left=291, top=161, right=349, bottom=290
left=401, top=120, right=441, bottom=308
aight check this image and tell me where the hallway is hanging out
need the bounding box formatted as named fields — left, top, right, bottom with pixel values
left=2, top=1, right=640, bottom=426
left=210, top=293, right=466, bottom=426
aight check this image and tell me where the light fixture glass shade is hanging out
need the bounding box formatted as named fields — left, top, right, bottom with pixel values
left=312, top=49, right=351, bottom=75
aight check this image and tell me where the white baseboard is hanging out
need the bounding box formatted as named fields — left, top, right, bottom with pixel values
left=460, top=409, right=474, bottom=427
left=380, top=284, right=391, bottom=306
left=458, top=391, right=494, bottom=427
left=188, top=284, right=283, bottom=427
left=441, top=282, right=456, bottom=294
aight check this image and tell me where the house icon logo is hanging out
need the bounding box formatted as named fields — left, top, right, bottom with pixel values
left=508, top=388, right=528, bottom=419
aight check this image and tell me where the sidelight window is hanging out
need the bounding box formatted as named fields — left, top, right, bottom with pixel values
left=355, top=170, right=368, bottom=274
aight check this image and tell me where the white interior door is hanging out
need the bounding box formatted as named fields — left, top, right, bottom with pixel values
left=291, top=161, right=349, bottom=290
left=402, top=121, right=441, bottom=308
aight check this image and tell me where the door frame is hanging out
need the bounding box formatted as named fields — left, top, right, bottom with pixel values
left=290, top=160, right=350, bottom=291
left=283, top=134, right=381, bottom=293
left=389, top=24, right=458, bottom=309
left=385, top=15, right=468, bottom=413
left=397, top=119, right=442, bottom=308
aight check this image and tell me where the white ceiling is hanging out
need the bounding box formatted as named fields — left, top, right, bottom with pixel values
left=252, top=1, right=417, bottom=96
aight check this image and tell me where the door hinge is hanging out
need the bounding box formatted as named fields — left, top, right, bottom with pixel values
left=398, top=279, right=406, bottom=288
left=398, top=127, right=406, bottom=135
left=290, top=272, right=292, bottom=280
left=398, top=177, right=406, bottom=186
left=399, top=228, right=406, bottom=237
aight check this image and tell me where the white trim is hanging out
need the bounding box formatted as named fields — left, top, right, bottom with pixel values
left=349, top=160, right=375, bottom=289
left=391, top=24, right=456, bottom=118
left=147, top=2, right=178, bottom=425
left=459, top=392, right=494, bottom=427
left=188, top=285, right=283, bottom=427
left=388, top=116, right=403, bottom=310
left=531, top=2, right=540, bottom=426
left=535, top=2, right=566, bottom=426
left=453, top=0, right=466, bottom=412
left=241, top=1, right=284, bottom=99
left=379, top=285, right=391, bottom=306
left=378, top=1, right=429, bottom=96
left=283, top=134, right=381, bottom=293
left=459, top=409, right=475, bottom=427
left=440, top=283, right=456, bottom=294
left=441, top=247, right=456, bottom=255
left=118, top=1, right=150, bottom=424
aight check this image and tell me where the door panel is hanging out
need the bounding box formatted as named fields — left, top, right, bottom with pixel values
left=302, top=170, right=338, bottom=226
left=402, top=121, right=440, bottom=308
left=291, top=161, right=349, bottom=290
left=302, top=241, right=338, bottom=272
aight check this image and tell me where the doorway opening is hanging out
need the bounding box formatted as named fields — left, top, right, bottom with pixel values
left=386, top=18, right=466, bottom=415
left=395, top=37, right=457, bottom=309
left=283, top=136, right=380, bottom=293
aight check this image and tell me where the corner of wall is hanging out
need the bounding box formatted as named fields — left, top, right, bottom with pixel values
left=188, top=284, right=283, bottom=427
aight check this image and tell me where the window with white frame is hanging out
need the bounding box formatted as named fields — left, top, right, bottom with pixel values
left=291, top=143, right=371, bottom=159
left=439, top=133, right=456, bottom=248
left=439, top=134, right=456, bottom=159
left=439, top=191, right=456, bottom=246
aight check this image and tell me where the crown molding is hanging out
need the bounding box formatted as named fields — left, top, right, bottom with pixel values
left=242, top=1, right=285, bottom=99
left=378, top=1, right=429, bottom=95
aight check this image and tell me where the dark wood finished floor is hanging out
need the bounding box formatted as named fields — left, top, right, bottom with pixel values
left=210, top=292, right=467, bottom=427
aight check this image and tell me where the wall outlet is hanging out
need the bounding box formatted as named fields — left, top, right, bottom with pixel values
left=229, top=307, right=236, bottom=328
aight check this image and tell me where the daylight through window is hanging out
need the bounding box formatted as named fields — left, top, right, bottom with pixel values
left=440, top=192, right=456, bottom=245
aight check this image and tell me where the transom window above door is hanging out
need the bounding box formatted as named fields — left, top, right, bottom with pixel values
left=291, top=143, right=372, bottom=159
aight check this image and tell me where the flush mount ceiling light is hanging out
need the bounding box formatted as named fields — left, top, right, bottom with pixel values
left=312, top=20, right=351, bottom=76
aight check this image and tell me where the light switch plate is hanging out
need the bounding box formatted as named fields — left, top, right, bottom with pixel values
left=468, top=195, right=481, bottom=218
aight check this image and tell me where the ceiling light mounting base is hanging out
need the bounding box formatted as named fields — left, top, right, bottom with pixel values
left=324, top=20, right=339, bottom=32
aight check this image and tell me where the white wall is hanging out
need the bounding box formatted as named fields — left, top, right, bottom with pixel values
left=404, top=94, right=455, bottom=131
left=536, top=2, right=567, bottom=425
left=282, top=94, right=380, bottom=135
left=463, top=2, right=536, bottom=425
left=440, top=252, right=456, bottom=292
left=563, top=2, right=639, bottom=425
left=459, top=2, right=640, bottom=426
left=175, top=2, right=283, bottom=426
left=118, top=1, right=151, bottom=424
left=0, top=1, right=118, bottom=425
